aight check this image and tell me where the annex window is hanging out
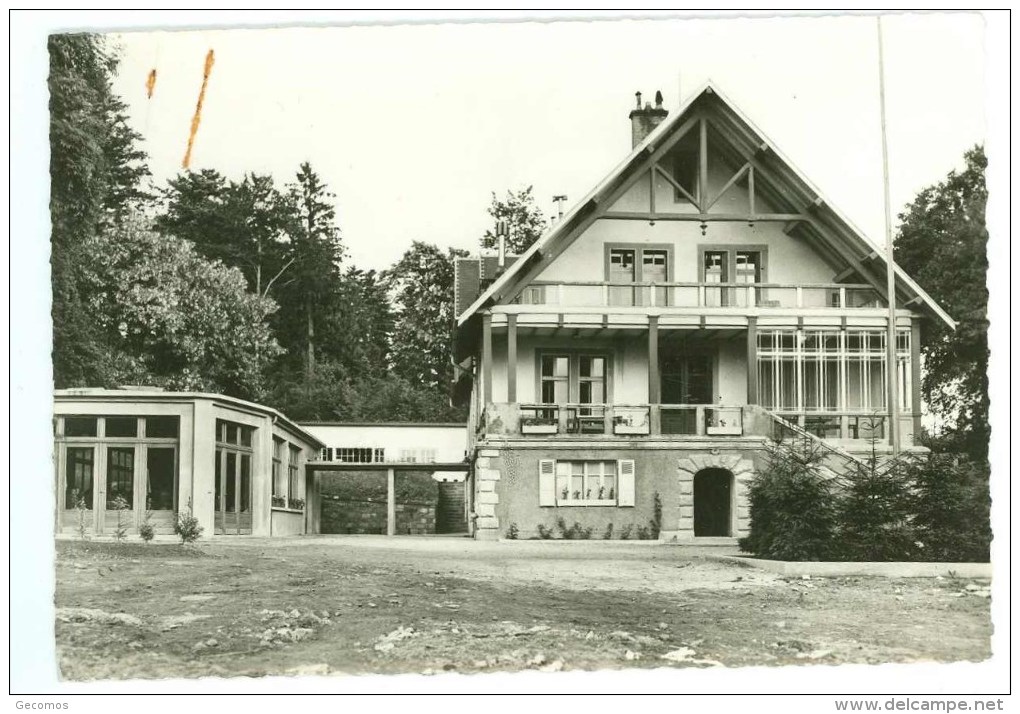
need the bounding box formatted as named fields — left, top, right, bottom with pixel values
left=397, top=448, right=437, bottom=464
left=64, top=447, right=94, bottom=509
left=288, top=445, right=302, bottom=506
left=334, top=447, right=385, bottom=463
left=54, top=415, right=180, bottom=517
left=538, top=459, right=635, bottom=507
left=273, top=437, right=285, bottom=498
left=215, top=419, right=254, bottom=534
left=106, top=447, right=135, bottom=508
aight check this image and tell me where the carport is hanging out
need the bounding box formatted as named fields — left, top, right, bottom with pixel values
left=306, top=461, right=472, bottom=536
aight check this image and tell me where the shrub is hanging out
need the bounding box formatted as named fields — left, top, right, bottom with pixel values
left=603, top=523, right=615, bottom=540
left=174, top=499, right=203, bottom=544
left=650, top=492, right=663, bottom=539
left=536, top=524, right=554, bottom=540
left=139, top=507, right=155, bottom=543
left=74, top=494, right=90, bottom=541
left=556, top=517, right=573, bottom=540
left=619, top=524, right=634, bottom=540
left=575, top=523, right=593, bottom=540
left=506, top=522, right=519, bottom=540
left=111, top=495, right=130, bottom=542
left=636, top=525, right=650, bottom=540
left=836, top=438, right=917, bottom=562
left=908, top=454, right=990, bottom=562
left=739, top=438, right=838, bottom=561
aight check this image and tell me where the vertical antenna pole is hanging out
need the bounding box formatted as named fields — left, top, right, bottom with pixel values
left=877, top=16, right=900, bottom=453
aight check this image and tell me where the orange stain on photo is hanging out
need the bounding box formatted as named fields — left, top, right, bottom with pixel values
left=182, top=49, right=216, bottom=169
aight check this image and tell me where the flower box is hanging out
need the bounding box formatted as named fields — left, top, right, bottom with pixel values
left=521, top=423, right=558, bottom=435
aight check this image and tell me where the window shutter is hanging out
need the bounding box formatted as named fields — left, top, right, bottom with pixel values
left=539, top=459, right=556, bottom=507
left=617, top=460, right=636, bottom=506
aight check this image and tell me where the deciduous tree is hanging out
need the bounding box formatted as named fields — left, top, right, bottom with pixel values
left=895, top=146, right=988, bottom=460
left=480, top=185, right=547, bottom=254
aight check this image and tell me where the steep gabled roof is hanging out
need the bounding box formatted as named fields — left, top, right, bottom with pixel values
left=456, top=80, right=955, bottom=331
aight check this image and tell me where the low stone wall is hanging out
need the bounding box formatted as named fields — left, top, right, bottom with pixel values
left=321, top=497, right=436, bottom=535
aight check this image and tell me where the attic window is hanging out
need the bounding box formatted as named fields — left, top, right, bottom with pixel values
left=670, top=129, right=701, bottom=205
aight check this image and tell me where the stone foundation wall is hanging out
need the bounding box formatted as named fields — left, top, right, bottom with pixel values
left=321, top=497, right=436, bottom=535
left=472, top=443, right=763, bottom=541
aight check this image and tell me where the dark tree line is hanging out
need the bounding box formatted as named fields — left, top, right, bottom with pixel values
left=49, top=33, right=465, bottom=420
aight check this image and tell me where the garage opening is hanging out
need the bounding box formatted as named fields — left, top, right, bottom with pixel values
left=693, top=467, right=733, bottom=537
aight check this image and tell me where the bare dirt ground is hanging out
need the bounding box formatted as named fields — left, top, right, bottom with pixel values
left=54, top=536, right=992, bottom=680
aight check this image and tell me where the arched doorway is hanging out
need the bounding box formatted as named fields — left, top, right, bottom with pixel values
left=693, top=468, right=733, bottom=537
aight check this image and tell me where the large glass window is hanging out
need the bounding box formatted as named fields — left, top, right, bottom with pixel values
left=272, top=437, right=285, bottom=498
left=64, top=447, right=94, bottom=509
left=146, top=447, right=176, bottom=511
left=106, top=447, right=134, bottom=508
left=64, top=417, right=97, bottom=438
left=757, top=329, right=911, bottom=418
left=288, top=445, right=301, bottom=506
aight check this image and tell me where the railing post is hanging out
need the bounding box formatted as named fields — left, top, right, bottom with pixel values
left=796, top=286, right=804, bottom=308
left=696, top=406, right=706, bottom=436
left=698, top=285, right=706, bottom=307
left=602, top=283, right=609, bottom=307
left=649, top=283, right=656, bottom=307
left=650, top=404, right=661, bottom=436
left=748, top=285, right=756, bottom=307
left=603, top=404, right=613, bottom=435
left=839, top=287, right=847, bottom=309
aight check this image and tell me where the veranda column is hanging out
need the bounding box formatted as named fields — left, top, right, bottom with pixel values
left=482, top=313, right=493, bottom=408
left=387, top=467, right=396, bottom=536
left=746, top=317, right=758, bottom=404
left=648, top=316, right=661, bottom=434
left=507, top=314, right=517, bottom=403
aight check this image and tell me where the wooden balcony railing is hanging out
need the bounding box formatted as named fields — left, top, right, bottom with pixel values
left=501, top=403, right=746, bottom=437
left=484, top=403, right=911, bottom=444
left=514, top=281, right=887, bottom=310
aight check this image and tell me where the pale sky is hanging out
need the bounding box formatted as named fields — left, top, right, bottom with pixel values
left=106, top=12, right=987, bottom=272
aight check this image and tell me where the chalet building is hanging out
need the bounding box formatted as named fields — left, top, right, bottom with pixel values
left=54, top=389, right=324, bottom=538
left=453, top=83, right=955, bottom=542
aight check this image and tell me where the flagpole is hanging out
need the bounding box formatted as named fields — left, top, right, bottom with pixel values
left=877, top=15, right=900, bottom=454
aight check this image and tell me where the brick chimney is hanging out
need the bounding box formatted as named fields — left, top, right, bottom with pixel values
left=629, top=90, right=668, bottom=148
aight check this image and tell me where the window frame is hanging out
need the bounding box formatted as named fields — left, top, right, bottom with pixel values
left=535, top=350, right=614, bottom=406
left=555, top=460, right=620, bottom=506
left=604, top=243, right=674, bottom=307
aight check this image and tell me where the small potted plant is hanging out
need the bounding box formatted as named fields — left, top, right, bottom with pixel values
left=521, top=415, right=558, bottom=435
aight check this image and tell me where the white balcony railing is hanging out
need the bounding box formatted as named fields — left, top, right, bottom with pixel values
left=515, top=281, right=887, bottom=310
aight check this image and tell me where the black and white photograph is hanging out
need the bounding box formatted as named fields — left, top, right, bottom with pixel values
left=9, top=9, right=1009, bottom=705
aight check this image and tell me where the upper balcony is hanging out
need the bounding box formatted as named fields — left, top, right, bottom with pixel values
left=513, top=281, right=887, bottom=311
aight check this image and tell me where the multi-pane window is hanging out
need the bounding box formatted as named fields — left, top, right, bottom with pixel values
left=106, top=447, right=135, bottom=508
left=607, top=246, right=671, bottom=306
left=541, top=355, right=570, bottom=404
left=555, top=461, right=618, bottom=504
left=397, top=448, right=437, bottom=464
left=288, top=445, right=301, bottom=506
left=56, top=415, right=180, bottom=513
left=704, top=251, right=727, bottom=307
left=757, top=329, right=911, bottom=415
left=540, top=353, right=611, bottom=406
left=332, top=447, right=385, bottom=463
left=272, top=437, right=285, bottom=498
left=64, top=447, right=94, bottom=509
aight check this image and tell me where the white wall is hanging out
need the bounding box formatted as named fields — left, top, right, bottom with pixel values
left=302, top=424, right=468, bottom=476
